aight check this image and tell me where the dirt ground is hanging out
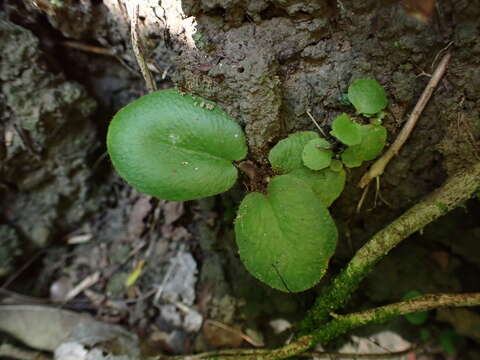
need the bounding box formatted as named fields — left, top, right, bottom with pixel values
left=1, top=0, right=480, bottom=359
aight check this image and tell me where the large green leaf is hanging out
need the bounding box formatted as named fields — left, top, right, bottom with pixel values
left=268, top=131, right=319, bottom=173
left=235, top=174, right=337, bottom=292
left=107, top=89, right=247, bottom=201
left=348, top=78, right=388, bottom=115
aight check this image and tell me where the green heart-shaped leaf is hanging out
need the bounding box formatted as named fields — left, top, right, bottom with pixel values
left=330, top=113, right=362, bottom=146
left=107, top=89, right=247, bottom=201
left=348, top=78, right=388, bottom=115
left=235, top=174, right=337, bottom=292
left=269, top=131, right=319, bottom=173
left=302, top=138, right=333, bottom=171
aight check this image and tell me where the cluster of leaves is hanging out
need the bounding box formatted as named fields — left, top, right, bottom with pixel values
left=236, top=132, right=341, bottom=292
left=336, top=79, right=388, bottom=168
left=106, top=79, right=388, bottom=293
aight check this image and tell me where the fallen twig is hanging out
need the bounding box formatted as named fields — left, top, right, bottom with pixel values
left=359, top=52, right=451, bottom=189
left=64, top=271, right=100, bottom=302
left=62, top=41, right=115, bottom=56
left=127, top=2, right=157, bottom=93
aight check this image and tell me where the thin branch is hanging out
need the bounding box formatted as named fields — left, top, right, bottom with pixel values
left=300, top=345, right=418, bottom=359
left=127, top=2, right=157, bottom=93
left=165, top=292, right=480, bottom=360
left=306, top=110, right=328, bottom=138
left=359, top=52, right=451, bottom=189
left=295, top=293, right=480, bottom=358
left=61, top=41, right=115, bottom=56
left=160, top=344, right=418, bottom=360
left=301, top=160, right=480, bottom=332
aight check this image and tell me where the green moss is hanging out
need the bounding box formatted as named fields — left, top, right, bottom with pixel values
left=434, top=201, right=449, bottom=214
left=311, top=318, right=356, bottom=345
left=299, top=264, right=371, bottom=334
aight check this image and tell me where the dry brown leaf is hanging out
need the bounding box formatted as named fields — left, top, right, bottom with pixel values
left=202, top=321, right=244, bottom=348
left=127, top=196, right=152, bottom=238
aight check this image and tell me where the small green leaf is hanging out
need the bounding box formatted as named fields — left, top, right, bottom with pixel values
left=440, top=330, right=461, bottom=355
left=269, top=131, right=319, bottom=173
left=357, top=124, right=387, bottom=161
left=373, top=111, right=386, bottom=124
left=289, top=168, right=346, bottom=207
left=402, top=291, right=429, bottom=325
left=302, top=138, right=333, bottom=171
left=339, top=124, right=386, bottom=166
left=107, top=89, right=247, bottom=201
left=235, top=174, right=337, bottom=292
left=329, top=159, right=343, bottom=172
left=348, top=78, right=388, bottom=115
left=330, top=113, right=362, bottom=146
left=341, top=147, right=363, bottom=168
left=420, top=329, right=431, bottom=342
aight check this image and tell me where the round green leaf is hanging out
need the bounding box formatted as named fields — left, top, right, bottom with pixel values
left=357, top=124, right=387, bottom=161
left=235, top=174, right=337, bottom=292
left=330, top=113, right=362, bottom=146
left=289, top=168, right=346, bottom=207
left=402, top=291, right=429, bottom=325
left=107, top=89, right=247, bottom=201
left=348, top=78, right=388, bottom=115
left=302, top=138, right=333, bottom=171
left=268, top=131, right=319, bottom=173
left=341, top=146, right=363, bottom=168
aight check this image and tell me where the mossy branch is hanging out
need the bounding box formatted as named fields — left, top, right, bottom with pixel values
left=300, top=161, right=480, bottom=333
left=274, top=293, right=480, bottom=360
left=157, top=293, right=480, bottom=360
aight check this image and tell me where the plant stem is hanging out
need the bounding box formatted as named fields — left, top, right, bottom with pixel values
left=359, top=52, right=451, bottom=189
left=300, top=161, right=480, bottom=333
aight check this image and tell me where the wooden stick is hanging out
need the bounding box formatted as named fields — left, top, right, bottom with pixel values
left=359, top=52, right=451, bottom=189
left=128, top=3, right=157, bottom=93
